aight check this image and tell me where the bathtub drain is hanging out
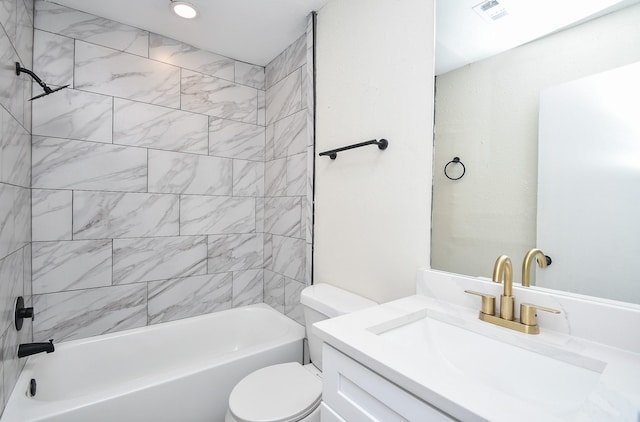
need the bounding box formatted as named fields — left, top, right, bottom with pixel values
left=29, top=378, right=36, bottom=397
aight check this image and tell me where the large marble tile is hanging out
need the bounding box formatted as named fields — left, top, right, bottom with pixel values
left=256, top=197, right=265, bottom=233
left=264, top=269, right=284, bottom=313
left=181, top=69, right=257, bottom=124
left=272, top=109, right=307, bottom=159
left=257, top=90, right=266, bottom=126
left=32, top=137, right=147, bottom=192
left=113, top=98, right=208, bottom=154
left=32, top=240, right=112, bottom=294
left=149, top=34, right=234, bottom=80
left=22, top=242, right=31, bottom=297
left=113, top=236, right=207, bottom=285
left=265, top=158, right=287, bottom=197
left=305, top=243, right=312, bottom=286
left=148, top=273, right=232, bottom=325
left=180, top=195, right=255, bottom=235
left=15, top=0, right=32, bottom=69
left=0, top=249, right=23, bottom=335
left=148, top=149, right=232, bottom=195
left=265, top=34, right=305, bottom=90
left=0, top=0, right=17, bottom=45
left=1, top=108, right=30, bottom=187
left=33, top=29, right=74, bottom=88
left=286, top=153, right=307, bottom=196
left=235, top=62, right=265, bottom=90
left=0, top=184, right=29, bottom=258
left=270, top=235, right=305, bottom=281
left=33, top=283, right=147, bottom=342
left=284, top=277, right=306, bottom=325
left=207, top=233, right=263, bottom=273
left=266, top=69, right=302, bottom=125
left=0, top=31, right=24, bottom=124
left=0, top=184, right=15, bottom=258
left=34, top=1, right=148, bottom=56
left=75, top=41, right=180, bottom=108
left=73, top=191, right=179, bottom=239
left=32, top=189, right=72, bottom=241
left=209, top=117, right=264, bottom=160
left=232, top=269, right=263, bottom=307
left=32, top=88, right=113, bottom=143
left=13, top=185, right=29, bottom=249
left=233, top=160, right=264, bottom=197
left=264, top=197, right=302, bottom=238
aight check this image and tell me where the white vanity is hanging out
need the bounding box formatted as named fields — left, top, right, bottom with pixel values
left=314, top=269, right=640, bottom=421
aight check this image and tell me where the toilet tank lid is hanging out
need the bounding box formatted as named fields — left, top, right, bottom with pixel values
left=300, top=284, right=377, bottom=318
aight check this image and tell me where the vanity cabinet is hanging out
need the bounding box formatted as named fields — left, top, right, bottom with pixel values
left=321, top=344, right=454, bottom=421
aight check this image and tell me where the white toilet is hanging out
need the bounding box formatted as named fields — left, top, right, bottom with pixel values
left=225, top=283, right=376, bottom=422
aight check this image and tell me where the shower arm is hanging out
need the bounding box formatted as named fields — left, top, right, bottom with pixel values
left=15, top=62, right=52, bottom=93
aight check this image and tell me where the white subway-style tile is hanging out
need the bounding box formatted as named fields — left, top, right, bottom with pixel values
left=32, top=240, right=112, bottom=294
left=113, top=98, right=208, bottom=154
left=32, top=88, right=113, bottom=143
left=32, top=189, right=72, bottom=241
left=75, top=41, right=180, bottom=108
left=73, top=191, right=180, bottom=239
left=34, top=1, right=148, bottom=56
left=32, top=137, right=147, bottom=192
left=149, top=34, right=234, bottom=80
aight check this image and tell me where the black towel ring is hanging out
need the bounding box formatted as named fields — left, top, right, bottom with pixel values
left=444, top=157, right=465, bottom=180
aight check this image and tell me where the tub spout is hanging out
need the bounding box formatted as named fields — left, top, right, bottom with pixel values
left=18, top=340, right=54, bottom=358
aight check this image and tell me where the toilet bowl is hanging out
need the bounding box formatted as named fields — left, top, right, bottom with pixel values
left=225, top=284, right=376, bottom=422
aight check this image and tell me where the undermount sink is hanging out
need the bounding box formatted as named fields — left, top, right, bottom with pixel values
left=370, top=311, right=606, bottom=417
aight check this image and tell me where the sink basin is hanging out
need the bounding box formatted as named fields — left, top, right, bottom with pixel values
left=371, top=312, right=605, bottom=417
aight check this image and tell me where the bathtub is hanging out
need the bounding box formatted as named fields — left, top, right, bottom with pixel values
left=2, top=304, right=304, bottom=422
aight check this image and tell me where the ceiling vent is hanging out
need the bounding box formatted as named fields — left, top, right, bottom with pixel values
left=473, top=0, right=508, bottom=23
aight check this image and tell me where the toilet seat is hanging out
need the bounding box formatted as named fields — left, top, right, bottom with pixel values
left=228, top=362, right=322, bottom=422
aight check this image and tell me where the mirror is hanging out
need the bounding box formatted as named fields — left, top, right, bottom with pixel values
left=431, top=0, right=640, bottom=305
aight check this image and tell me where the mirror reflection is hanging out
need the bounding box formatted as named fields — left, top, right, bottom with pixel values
left=431, top=0, right=640, bottom=304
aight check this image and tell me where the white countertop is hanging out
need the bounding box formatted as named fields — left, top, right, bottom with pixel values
left=313, top=271, right=640, bottom=421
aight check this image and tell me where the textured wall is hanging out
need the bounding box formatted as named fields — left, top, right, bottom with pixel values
left=0, top=0, right=33, bottom=411
left=315, top=0, right=434, bottom=303
left=30, top=0, right=313, bottom=342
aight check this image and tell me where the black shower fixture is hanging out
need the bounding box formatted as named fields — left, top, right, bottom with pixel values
left=15, top=62, right=69, bottom=101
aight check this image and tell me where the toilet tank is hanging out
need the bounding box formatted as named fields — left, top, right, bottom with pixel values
left=300, top=284, right=377, bottom=371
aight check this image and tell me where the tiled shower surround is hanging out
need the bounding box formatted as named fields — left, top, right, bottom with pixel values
left=0, top=0, right=34, bottom=409
left=30, top=0, right=314, bottom=343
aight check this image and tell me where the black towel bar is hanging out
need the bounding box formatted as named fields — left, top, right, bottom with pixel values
left=319, top=139, right=388, bottom=160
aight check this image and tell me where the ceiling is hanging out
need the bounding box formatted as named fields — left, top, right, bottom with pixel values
left=49, top=0, right=330, bottom=66
left=49, top=0, right=638, bottom=71
left=436, top=0, right=639, bottom=75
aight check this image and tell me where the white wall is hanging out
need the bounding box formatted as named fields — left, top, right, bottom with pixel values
left=431, top=4, right=640, bottom=279
left=314, top=0, right=435, bottom=303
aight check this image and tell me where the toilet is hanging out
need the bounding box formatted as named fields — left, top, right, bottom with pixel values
left=225, top=283, right=377, bottom=422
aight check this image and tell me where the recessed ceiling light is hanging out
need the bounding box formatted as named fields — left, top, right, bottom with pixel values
left=170, top=1, right=198, bottom=19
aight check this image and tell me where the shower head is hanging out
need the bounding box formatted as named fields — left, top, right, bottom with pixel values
left=15, top=62, right=69, bottom=101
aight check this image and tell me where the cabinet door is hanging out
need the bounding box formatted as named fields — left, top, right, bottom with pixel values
left=322, top=345, right=454, bottom=421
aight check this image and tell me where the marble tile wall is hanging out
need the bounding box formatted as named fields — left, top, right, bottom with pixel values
left=30, top=0, right=269, bottom=344
left=263, top=14, right=315, bottom=324
left=29, top=1, right=315, bottom=346
left=0, top=0, right=33, bottom=412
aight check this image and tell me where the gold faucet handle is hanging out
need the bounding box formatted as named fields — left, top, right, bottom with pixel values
left=520, top=303, right=561, bottom=326
left=464, top=290, right=496, bottom=315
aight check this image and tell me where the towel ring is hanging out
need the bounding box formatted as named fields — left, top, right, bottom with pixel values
left=444, top=157, right=465, bottom=180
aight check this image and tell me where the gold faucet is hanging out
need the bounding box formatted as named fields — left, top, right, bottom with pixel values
left=465, top=255, right=560, bottom=334
left=522, top=248, right=549, bottom=287
left=492, top=255, right=514, bottom=320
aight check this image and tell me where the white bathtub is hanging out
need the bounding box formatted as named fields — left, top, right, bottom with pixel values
left=2, top=304, right=304, bottom=422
